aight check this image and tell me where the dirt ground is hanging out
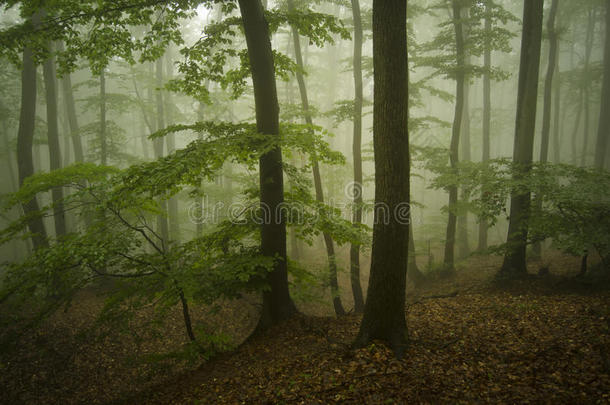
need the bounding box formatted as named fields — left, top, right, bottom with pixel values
left=1, top=251, right=609, bottom=404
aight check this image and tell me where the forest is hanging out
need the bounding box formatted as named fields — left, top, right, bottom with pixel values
left=0, top=0, right=609, bottom=403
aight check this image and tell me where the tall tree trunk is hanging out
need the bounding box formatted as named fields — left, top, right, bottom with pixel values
left=457, top=4, right=471, bottom=260
left=238, top=0, right=293, bottom=328
left=570, top=89, right=584, bottom=164
left=165, top=53, right=180, bottom=241
left=57, top=41, right=84, bottom=163
left=552, top=47, right=562, bottom=163
left=442, top=1, right=465, bottom=274
left=286, top=0, right=345, bottom=317
left=581, top=8, right=596, bottom=167
left=154, top=57, right=169, bottom=244
left=499, top=1, right=544, bottom=279
left=596, top=0, right=610, bottom=169
left=478, top=0, right=492, bottom=252
left=354, top=0, right=409, bottom=357
left=100, top=69, right=107, bottom=165
left=42, top=41, right=66, bottom=237
left=407, top=212, right=424, bottom=287
left=349, top=0, right=366, bottom=313
left=17, top=44, right=48, bottom=249
left=533, top=0, right=559, bottom=258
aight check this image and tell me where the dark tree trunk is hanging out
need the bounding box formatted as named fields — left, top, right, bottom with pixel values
left=595, top=0, right=610, bottom=169
left=478, top=0, right=492, bottom=252
left=457, top=5, right=471, bottom=260
left=154, top=57, right=169, bottom=244
left=17, top=44, right=48, bottom=249
left=442, top=1, right=465, bottom=274
left=238, top=0, right=293, bottom=328
left=533, top=0, right=559, bottom=258
left=349, top=0, right=365, bottom=314
left=287, top=0, right=345, bottom=317
left=57, top=41, right=84, bottom=163
left=499, top=1, right=544, bottom=279
left=42, top=41, right=66, bottom=237
left=407, top=212, right=424, bottom=287
left=354, top=0, right=409, bottom=356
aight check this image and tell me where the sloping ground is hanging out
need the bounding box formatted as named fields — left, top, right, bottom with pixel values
left=2, top=252, right=609, bottom=404
left=129, top=287, right=610, bottom=404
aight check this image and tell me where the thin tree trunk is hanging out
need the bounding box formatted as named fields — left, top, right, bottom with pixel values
left=552, top=48, right=561, bottom=163
left=239, top=0, right=293, bottom=328
left=287, top=0, right=345, bottom=316
left=407, top=212, right=424, bottom=287
left=442, top=1, right=465, bottom=274
left=595, top=0, right=610, bottom=169
left=478, top=0, right=492, bottom=252
left=100, top=70, right=107, bottom=165
left=57, top=41, right=84, bottom=163
left=17, top=43, right=48, bottom=249
left=500, top=1, right=544, bottom=279
left=354, top=0, right=409, bottom=357
left=457, top=4, right=471, bottom=260
left=165, top=52, right=179, bottom=241
left=571, top=90, right=584, bottom=164
left=42, top=41, right=66, bottom=237
left=349, top=0, right=365, bottom=313
left=154, top=57, right=169, bottom=244
left=581, top=8, right=596, bottom=167
left=532, top=0, right=559, bottom=258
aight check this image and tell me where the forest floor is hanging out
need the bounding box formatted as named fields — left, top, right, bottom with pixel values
left=2, top=252, right=610, bottom=404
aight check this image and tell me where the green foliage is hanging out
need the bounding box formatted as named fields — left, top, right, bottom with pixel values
left=171, top=5, right=348, bottom=101
left=420, top=149, right=610, bottom=264
left=414, top=0, right=518, bottom=81
left=0, top=118, right=368, bottom=358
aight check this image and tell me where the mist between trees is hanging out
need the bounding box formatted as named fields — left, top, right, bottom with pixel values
left=0, top=0, right=609, bottom=403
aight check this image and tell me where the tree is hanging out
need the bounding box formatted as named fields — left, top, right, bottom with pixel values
left=57, top=41, right=85, bottom=164
left=499, top=1, right=544, bottom=279
left=442, top=0, right=466, bottom=274
left=16, top=12, right=48, bottom=250
left=349, top=0, right=365, bottom=313
left=532, top=0, right=559, bottom=258
left=286, top=0, right=345, bottom=317
left=596, top=0, right=610, bottom=169
left=42, top=39, right=66, bottom=237
left=354, top=0, right=409, bottom=356
left=478, top=0, right=492, bottom=252
left=238, top=0, right=294, bottom=328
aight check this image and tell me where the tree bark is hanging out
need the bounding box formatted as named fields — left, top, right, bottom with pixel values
left=57, top=41, right=84, bottom=163
left=533, top=0, right=559, bottom=258
left=354, top=0, right=409, bottom=356
left=17, top=43, right=49, bottom=249
left=349, top=0, right=366, bottom=313
left=595, top=0, right=610, bottom=169
left=442, top=1, right=465, bottom=274
left=478, top=0, right=492, bottom=252
left=238, top=0, right=293, bottom=328
left=100, top=69, right=107, bottom=165
left=286, top=0, right=345, bottom=317
left=165, top=52, right=180, bottom=241
left=500, top=1, right=544, bottom=279
left=42, top=41, right=66, bottom=237
left=154, top=57, right=169, bottom=244
left=581, top=8, right=596, bottom=167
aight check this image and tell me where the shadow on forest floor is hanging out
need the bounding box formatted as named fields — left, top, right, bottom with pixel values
left=2, top=251, right=609, bottom=404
